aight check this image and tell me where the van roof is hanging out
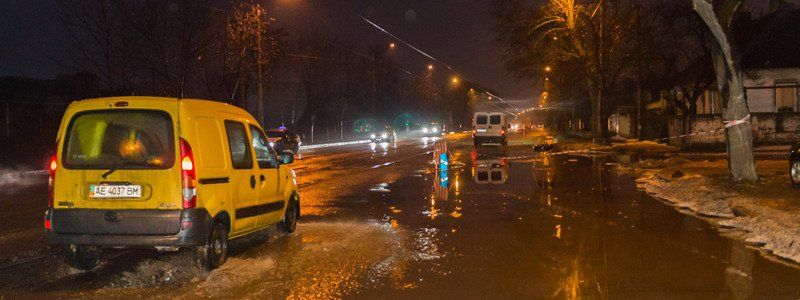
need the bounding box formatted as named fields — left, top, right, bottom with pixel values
left=67, top=96, right=247, bottom=115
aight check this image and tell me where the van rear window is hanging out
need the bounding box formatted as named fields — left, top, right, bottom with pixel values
left=476, top=115, right=488, bottom=125
left=63, top=110, right=174, bottom=169
left=490, top=115, right=502, bottom=125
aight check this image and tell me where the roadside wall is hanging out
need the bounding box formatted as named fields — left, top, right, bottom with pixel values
left=669, top=113, right=800, bottom=148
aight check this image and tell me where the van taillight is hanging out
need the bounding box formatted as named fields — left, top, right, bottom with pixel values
left=180, top=138, right=197, bottom=209
left=48, top=152, right=57, bottom=207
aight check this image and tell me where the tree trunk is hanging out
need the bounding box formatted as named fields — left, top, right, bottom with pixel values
left=693, top=0, right=757, bottom=181
left=589, top=82, right=605, bottom=143
left=636, top=85, right=642, bottom=139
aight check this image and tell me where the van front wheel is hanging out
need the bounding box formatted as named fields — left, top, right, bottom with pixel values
left=196, top=222, right=229, bottom=271
left=67, top=245, right=102, bottom=271
left=279, top=198, right=299, bottom=233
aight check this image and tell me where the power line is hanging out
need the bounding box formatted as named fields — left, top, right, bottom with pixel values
left=355, top=15, right=507, bottom=102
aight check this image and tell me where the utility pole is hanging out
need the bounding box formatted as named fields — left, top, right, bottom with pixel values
left=257, top=33, right=265, bottom=126
left=371, top=48, right=378, bottom=116
left=5, top=102, right=9, bottom=139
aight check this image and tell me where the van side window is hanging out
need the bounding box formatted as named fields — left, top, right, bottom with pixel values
left=249, top=125, right=279, bottom=169
left=476, top=115, right=488, bottom=125
left=490, top=115, right=501, bottom=125
left=224, top=121, right=253, bottom=169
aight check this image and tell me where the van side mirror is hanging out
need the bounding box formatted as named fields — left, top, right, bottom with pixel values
left=280, top=152, right=294, bottom=164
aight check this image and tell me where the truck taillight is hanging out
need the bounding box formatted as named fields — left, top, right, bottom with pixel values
left=48, top=152, right=57, bottom=207
left=180, top=138, right=197, bottom=208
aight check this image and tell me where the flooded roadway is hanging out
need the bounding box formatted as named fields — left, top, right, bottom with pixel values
left=1, top=135, right=800, bottom=298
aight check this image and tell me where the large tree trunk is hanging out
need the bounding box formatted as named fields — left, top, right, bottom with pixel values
left=693, top=0, right=757, bottom=181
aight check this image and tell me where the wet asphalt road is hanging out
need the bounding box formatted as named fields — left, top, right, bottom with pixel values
left=1, top=134, right=800, bottom=298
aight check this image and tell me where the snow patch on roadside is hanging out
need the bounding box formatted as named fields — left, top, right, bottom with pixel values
left=300, top=140, right=371, bottom=150
left=0, top=167, right=46, bottom=194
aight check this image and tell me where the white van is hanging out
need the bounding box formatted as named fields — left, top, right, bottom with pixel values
left=472, top=112, right=507, bottom=147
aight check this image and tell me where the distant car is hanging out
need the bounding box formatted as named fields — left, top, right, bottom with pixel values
left=371, top=128, right=397, bottom=143
left=791, top=142, right=800, bottom=187
left=266, top=129, right=301, bottom=155
left=421, top=122, right=443, bottom=137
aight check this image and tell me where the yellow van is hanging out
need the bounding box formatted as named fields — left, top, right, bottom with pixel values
left=45, top=96, right=300, bottom=271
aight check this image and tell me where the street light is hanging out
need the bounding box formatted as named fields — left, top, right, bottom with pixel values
left=544, top=66, right=552, bottom=72
left=451, top=76, right=460, bottom=85
left=389, top=42, right=396, bottom=49
left=427, top=64, right=434, bottom=71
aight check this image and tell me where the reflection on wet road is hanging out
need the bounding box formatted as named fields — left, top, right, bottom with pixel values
left=1, top=136, right=799, bottom=298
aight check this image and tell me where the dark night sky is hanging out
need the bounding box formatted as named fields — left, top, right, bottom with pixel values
left=0, top=0, right=533, bottom=100
left=1, top=0, right=790, bottom=100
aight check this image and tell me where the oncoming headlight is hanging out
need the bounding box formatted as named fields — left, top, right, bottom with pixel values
left=432, top=127, right=439, bottom=132
left=269, top=142, right=275, bottom=148
left=423, top=127, right=429, bottom=133
left=370, top=134, right=377, bottom=139
left=381, top=133, right=388, bottom=139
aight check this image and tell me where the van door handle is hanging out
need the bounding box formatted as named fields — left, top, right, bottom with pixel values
left=260, top=175, right=266, bottom=182
left=250, top=175, right=256, bottom=189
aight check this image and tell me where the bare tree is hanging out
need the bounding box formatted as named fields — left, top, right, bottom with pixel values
left=228, top=1, right=280, bottom=125
left=58, top=0, right=139, bottom=93
left=493, top=0, right=630, bottom=141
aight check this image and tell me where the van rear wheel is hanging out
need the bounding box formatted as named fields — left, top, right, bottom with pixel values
left=67, top=245, right=102, bottom=271
left=196, top=222, right=228, bottom=271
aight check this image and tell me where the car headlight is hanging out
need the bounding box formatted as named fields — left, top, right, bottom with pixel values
left=269, top=142, right=275, bottom=147
left=432, top=127, right=438, bottom=132
left=371, top=134, right=376, bottom=139
left=423, top=127, right=429, bottom=133
left=381, top=133, right=388, bottom=139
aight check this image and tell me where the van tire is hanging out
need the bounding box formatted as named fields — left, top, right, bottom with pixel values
left=196, top=222, right=229, bottom=271
left=67, top=245, right=102, bottom=271
left=279, top=197, right=299, bottom=234
left=474, top=140, right=480, bottom=147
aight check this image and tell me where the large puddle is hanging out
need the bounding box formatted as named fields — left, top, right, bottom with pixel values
left=2, top=140, right=799, bottom=298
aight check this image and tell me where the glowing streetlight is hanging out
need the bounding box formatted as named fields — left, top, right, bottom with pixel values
left=544, top=66, right=552, bottom=72
left=451, top=76, right=460, bottom=85
left=389, top=42, right=396, bottom=49
left=427, top=64, right=434, bottom=71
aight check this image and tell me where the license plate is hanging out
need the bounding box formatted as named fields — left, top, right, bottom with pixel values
left=89, top=185, right=142, bottom=198
left=477, top=128, right=487, bottom=132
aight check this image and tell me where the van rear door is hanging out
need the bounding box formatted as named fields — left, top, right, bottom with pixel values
left=55, top=105, right=181, bottom=211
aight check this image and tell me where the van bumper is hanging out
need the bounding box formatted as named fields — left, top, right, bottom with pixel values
left=474, top=135, right=507, bottom=143
left=45, top=208, right=212, bottom=247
